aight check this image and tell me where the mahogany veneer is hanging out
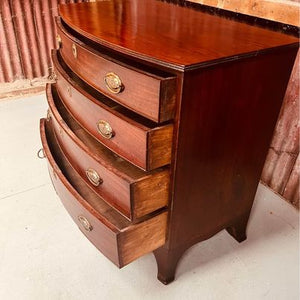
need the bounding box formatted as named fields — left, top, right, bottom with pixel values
left=52, top=50, right=173, bottom=171
left=46, top=83, right=170, bottom=221
left=39, top=0, right=298, bottom=284
left=56, top=18, right=176, bottom=123
left=59, top=0, right=297, bottom=69
left=40, top=119, right=167, bottom=266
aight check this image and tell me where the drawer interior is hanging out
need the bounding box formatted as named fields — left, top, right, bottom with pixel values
left=42, top=118, right=168, bottom=266
left=49, top=84, right=168, bottom=180
left=44, top=119, right=131, bottom=230
left=47, top=83, right=170, bottom=220
left=55, top=50, right=168, bottom=129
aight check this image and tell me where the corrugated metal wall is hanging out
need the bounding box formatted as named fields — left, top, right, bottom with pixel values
left=0, top=0, right=299, bottom=208
left=261, top=52, right=299, bottom=208
left=0, top=0, right=88, bottom=83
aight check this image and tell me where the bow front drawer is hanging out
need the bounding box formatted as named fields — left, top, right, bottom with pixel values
left=52, top=50, right=173, bottom=171
left=56, top=17, right=176, bottom=123
left=40, top=118, right=167, bottom=267
left=46, top=84, right=170, bottom=221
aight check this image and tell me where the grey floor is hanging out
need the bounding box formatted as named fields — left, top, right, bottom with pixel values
left=0, top=94, right=299, bottom=300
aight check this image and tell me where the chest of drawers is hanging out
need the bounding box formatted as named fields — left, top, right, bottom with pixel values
left=39, top=0, right=298, bottom=284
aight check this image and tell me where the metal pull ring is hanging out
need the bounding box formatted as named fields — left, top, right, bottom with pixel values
left=104, top=72, right=123, bottom=94
left=86, top=168, right=103, bottom=187
left=37, top=148, right=46, bottom=159
left=97, top=120, right=114, bottom=139
left=78, top=215, right=93, bottom=232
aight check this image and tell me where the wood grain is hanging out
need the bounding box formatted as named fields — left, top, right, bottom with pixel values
left=52, top=50, right=173, bottom=171
left=171, top=47, right=297, bottom=244
left=59, top=0, right=298, bottom=70
left=132, top=171, right=170, bottom=219
left=40, top=118, right=167, bottom=267
left=43, top=0, right=300, bottom=284
left=154, top=45, right=298, bottom=283
left=56, top=17, right=176, bottom=122
left=46, top=84, right=170, bottom=221
left=118, top=212, right=168, bottom=266
left=148, top=125, right=174, bottom=170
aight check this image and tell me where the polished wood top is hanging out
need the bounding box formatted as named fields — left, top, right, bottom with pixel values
left=59, top=0, right=298, bottom=69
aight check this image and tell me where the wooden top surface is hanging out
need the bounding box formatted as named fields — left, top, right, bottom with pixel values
left=59, top=0, right=298, bottom=70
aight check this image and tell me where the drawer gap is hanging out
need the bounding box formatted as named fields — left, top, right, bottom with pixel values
left=50, top=84, right=167, bottom=180
left=42, top=118, right=168, bottom=267
left=44, top=119, right=132, bottom=230
left=56, top=51, right=171, bottom=128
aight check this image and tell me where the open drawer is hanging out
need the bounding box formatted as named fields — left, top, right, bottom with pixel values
left=52, top=50, right=173, bottom=171
left=56, top=17, right=176, bottom=123
left=39, top=118, right=167, bottom=267
left=46, top=84, right=170, bottom=221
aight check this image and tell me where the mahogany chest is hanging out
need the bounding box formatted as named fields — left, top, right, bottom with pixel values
left=39, top=0, right=298, bottom=284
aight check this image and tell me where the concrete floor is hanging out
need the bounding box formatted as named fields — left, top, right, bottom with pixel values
left=0, top=94, right=299, bottom=300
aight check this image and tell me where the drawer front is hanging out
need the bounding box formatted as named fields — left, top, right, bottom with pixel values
left=53, top=50, right=173, bottom=171
left=46, top=84, right=170, bottom=220
left=48, top=164, right=120, bottom=264
left=40, top=118, right=167, bottom=267
left=41, top=118, right=120, bottom=266
left=56, top=18, right=176, bottom=123
left=50, top=105, right=131, bottom=218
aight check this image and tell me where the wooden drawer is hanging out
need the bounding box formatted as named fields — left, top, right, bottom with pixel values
left=52, top=50, right=173, bottom=171
left=46, top=84, right=170, bottom=221
left=40, top=117, right=167, bottom=267
left=56, top=17, right=176, bottom=123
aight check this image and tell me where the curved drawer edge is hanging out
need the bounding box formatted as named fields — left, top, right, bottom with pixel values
left=52, top=50, right=173, bottom=171
left=56, top=17, right=176, bottom=123
left=40, top=118, right=119, bottom=232
left=40, top=118, right=168, bottom=267
left=46, top=84, right=170, bottom=220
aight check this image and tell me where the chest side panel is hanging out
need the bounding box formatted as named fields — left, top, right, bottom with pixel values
left=167, top=46, right=298, bottom=248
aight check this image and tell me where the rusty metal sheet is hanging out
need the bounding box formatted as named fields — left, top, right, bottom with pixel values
left=262, top=50, right=299, bottom=207
left=0, top=0, right=88, bottom=83
left=283, top=154, right=300, bottom=208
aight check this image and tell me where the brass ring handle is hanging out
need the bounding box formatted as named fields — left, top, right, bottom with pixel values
left=97, top=120, right=114, bottom=139
left=37, top=148, right=46, bottom=159
left=78, top=215, right=93, bottom=232
left=86, top=168, right=103, bottom=186
left=72, top=43, right=77, bottom=58
left=49, top=72, right=57, bottom=82
left=104, top=72, right=123, bottom=94
left=56, top=34, right=62, bottom=49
